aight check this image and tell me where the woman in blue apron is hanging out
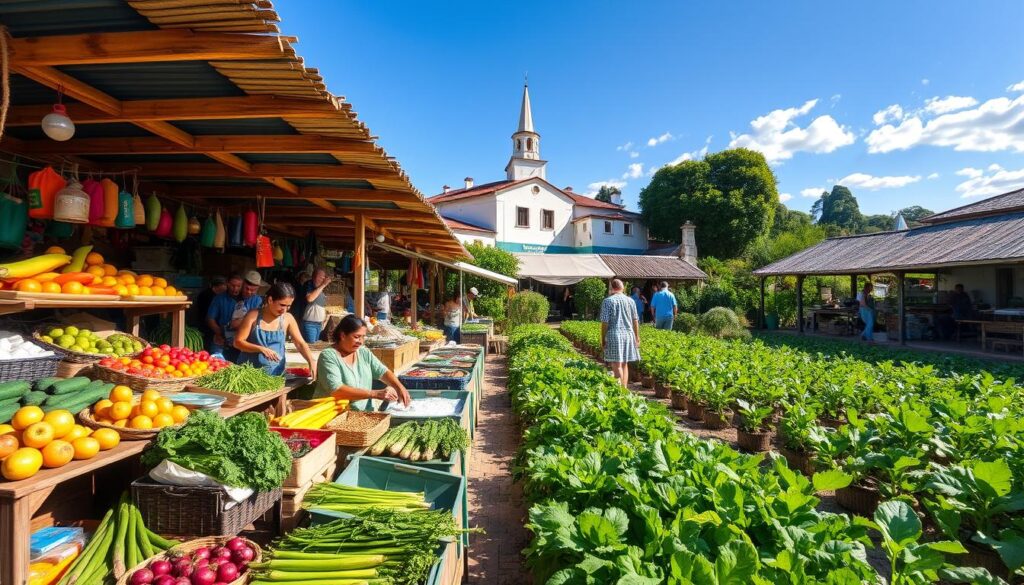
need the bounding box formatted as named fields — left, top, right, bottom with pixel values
left=314, top=315, right=412, bottom=410
left=233, top=282, right=316, bottom=376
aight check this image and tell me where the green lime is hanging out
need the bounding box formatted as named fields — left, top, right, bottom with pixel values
left=57, top=335, right=75, bottom=348
left=48, top=328, right=64, bottom=338
left=64, top=326, right=79, bottom=336
left=41, top=335, right=53, bottom=344
left=78, top=328, right=91, bottom=337
left=69, top=344, right=85, bottom=353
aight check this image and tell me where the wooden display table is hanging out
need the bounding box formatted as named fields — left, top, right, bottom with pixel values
left=369, top=338, right=419, bottom=373
left=0, top=298, right=191, bottom=347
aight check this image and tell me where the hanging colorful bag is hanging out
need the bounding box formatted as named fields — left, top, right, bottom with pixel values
left=27, top=166, right=65, bottom=220
left=200, top=215, right=216, bottom=247
left=229, top=214, right=243, bottom=247
left=243, top=209, right=258, bottom=247
left=82, top=178, right=105, bottom=226
left=99, top=178, right=118, bottom=227
left=115, top=189, right=135, bottom=228
left=213, top=210, right=226, bottom=250
left=133, top=192, right=146, bottom=225
left=282, top=240, right=293, bottom=268
left=155, top=208, right=173, bottom=238
left=255, top=235, right=274, bottom=268
left=0, top=195, right=27, bottom=250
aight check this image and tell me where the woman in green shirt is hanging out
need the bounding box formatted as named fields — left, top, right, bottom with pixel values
left=315, top=315, right=412, bottom=410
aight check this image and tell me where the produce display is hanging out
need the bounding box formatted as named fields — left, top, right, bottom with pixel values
left=402, top=327, right=444, bottom=342
left=417, top=356, right=475, bottom=369
left=1, top=404, right=121, bottom=480
left=141, top=410, right=291, bottom=492
left=89, top=387, right=191, bottom=430
left=259, top=508, right=461, bottom=585
left=368, top=419, right=468, bottom=461
left=0, top=247, right=181, bottom=298
left=401, top=367, right=468, bottom=379
left=272, top=398, right=348, bottom=429
left=0, top=376, right=115, bottom=424
left=38, top=326, right=143, bottom=356
left=192, top=363, right=284, bottom=395
left=98, top=346, right=228, bottom=380
left=460, top=323, right=489, bottom=334
left=303, top=483, right=430, bottom=513
left=147, top=321, right=205, bottom=353
left=0, top=330, right=55, bottom=360
left=384, top=398, right=460, bottom=418
left=125, top=536, right=258, bottom=585
left=56, top=494, right=179, bottom=585
left=557, top=322, right=1013, bottom=582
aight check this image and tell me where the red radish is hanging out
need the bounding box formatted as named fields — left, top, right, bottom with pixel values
left=194, top=559, right=208, bottom=569
left=191, top=566, right=216, bottom=585
left=130, top=569, right=155, bottom=585
left=154, top=576, right=176, bottom=585
left=174, top=579, right=191, bottom=585
left=216, top=563, right=238, bottom=583
left=150, top=560, right=172, bottom=576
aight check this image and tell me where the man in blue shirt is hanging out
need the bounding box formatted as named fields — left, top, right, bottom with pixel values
left=206, top=274, right=242, bottom=356
left=650, top=280, right=678, bottom=330
left=224, top=271, right=265, bottom=362
left=630, top=287, right=647, bottom=323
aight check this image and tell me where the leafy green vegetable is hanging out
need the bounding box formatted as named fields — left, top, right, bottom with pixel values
left=194, top=363, right=285, bottom=395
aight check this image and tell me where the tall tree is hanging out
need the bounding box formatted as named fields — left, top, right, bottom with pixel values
left=594, top=185, right=620, bottom=203
left=811, top=185, right=863, bottom=233
left=639, top=148, right=778, bottom=259
left=770, top=203, right=813, bottom=237
left=895, top=205, right=934, bottom=225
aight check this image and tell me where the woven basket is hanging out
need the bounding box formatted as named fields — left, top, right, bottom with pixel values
left=32, top=327, right=148, bottom=364
left=834, top=483, right=881, bottom=516
left=78, top=408, right=180, bottom=441
left=736, top=429, right=773, bottom=453
left=115, top=536, right=263, bottom=585
left=653, top=382, right=671, bottom=399
left=0, top=353, right=60, bottom=383
left=685, top=401, right=705, bottom=421
left=670, top=392, right=688, bottom=410
left=703, top=409, right=731, bottom=430
left=132, top=478, right=282, bottom=537
left=324, top=411, right=391, bottom=447
left=91, top=363, right=194, bottom=393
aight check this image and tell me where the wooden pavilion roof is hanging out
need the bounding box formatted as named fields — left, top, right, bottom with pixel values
left=0, top=0, right=469, bottom=261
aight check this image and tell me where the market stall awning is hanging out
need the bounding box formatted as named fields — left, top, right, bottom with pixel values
left=0, top=0, right=468, bottom=261
left=515, top=254, right=614, bottom=286
left=375, top=243, right=518, bottom=287
left=599, top=254, right=706, bottom=280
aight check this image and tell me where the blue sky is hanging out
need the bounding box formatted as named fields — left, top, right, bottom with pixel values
left=275, top=1, right=1024, bottom=217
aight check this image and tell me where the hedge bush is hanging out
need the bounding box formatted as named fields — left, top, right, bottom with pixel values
left=574, top=277, right=607, bottom=319
left=672, top=312, right=699, bottom=333
left=698, top=307, right=750, bottom=340
left=507, top=291, right=550, bottom=330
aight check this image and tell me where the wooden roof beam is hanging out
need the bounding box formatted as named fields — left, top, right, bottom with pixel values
left=10, top=30, right=295, bottom=66
left=153, top=183, right=422, bottom=205
left=5, top=135, right=380, bottom=156
left=103, top=162, right=397, bottom=180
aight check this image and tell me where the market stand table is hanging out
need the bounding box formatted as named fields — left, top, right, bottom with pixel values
left=0, top=298, right=191, bottom=347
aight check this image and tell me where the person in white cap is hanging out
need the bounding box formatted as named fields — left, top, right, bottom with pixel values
left=225, top=270, right=265, bottom=361
left=465, top=287, right=479, bottom=320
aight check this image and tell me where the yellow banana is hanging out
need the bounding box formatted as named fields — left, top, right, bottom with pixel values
left=0, top=254, right=72, bottom=280
left=61, top=245, right=93, bottom=273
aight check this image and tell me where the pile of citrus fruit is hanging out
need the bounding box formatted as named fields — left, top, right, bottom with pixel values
left=9, top=248, right=179, bottom=297
left=0, top=406, right=120, bottom=480
left=98, top=345, right=229, bottom=379
left=91, top=386, right=190, bottom=430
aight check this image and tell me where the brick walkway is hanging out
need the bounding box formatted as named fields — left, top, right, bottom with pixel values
left=466, top=354, right=532, bottom=584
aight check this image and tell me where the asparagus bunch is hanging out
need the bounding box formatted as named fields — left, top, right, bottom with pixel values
left=367, top=419, right=468, bottom=462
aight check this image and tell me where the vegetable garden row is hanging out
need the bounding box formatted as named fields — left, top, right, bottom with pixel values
left=508, top=323, right=1011, bottom=584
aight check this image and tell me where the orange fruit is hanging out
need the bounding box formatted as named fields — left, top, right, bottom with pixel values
left=11, top=406, right=44, bottom=431
left=152, top=413, right=175, bottom=428
left=93, top=399, right=113, bottom=418
left=0, top=434, right=19, bottom=459
left=141, top=389, right=161, bottom=403
left=164, top=286, right=178, bottom=297
left=21, top=422, right=55, bottom=449
left=61, top=281, right=84, bottom=295
left=109, top=401, right=132, bottom=421
left=14, top=279, right=42, bottom=293
left=41, top=440, right=75, bottom=468
left=128, top=415, right=153, bottom=430
left=137, top=275, right=154, bottom=287
left=91, top=429, right=120, bottom=451
left=101, top=276, right=118, bottom=287
left=151, top=286, right=166, bottom=297
left=126, top=284, right=140, bottom=295
left=171, top=405, right=190, bottom=423
left=109, top=386, right=133, bottom=403
left=153, top=277, right=168, bottom=288
left=85, top=252, right=104, bottom=266
left=2, top=448, right=43, bottom=480
left=138, top=286, right=153, bottom=297
left=35, top=272, right=60, bottom=282
left=41, top=282, right=61, bottom=294
left=63, top=425, right=90, bottom=442
left=45, top=246, right=66, bottom=255
left=138, top=401, right=159, bottom=419
left=112, top=419, right=128, bottom=428
left=42, top=410, right=75, bottom=439
left=86, top=266, right=105, bottom=278
left=81, top=286, right=92, bottom=295
left=156, top=397, right=174, bottom=415
left=102, top=264, right=117, bottom=277
left=114, top=284, right=129, bottom=297
left=118, top=274, right=136, bottom=285
left=71, top=437, right=100, bottom=460
left=0, top=424, right=16, bottom=436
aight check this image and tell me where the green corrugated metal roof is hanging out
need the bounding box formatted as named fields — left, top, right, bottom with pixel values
left=58, top=62, right=244, bottom=101
left=0, top=0, right=152, bottom=37
left=238, top=154, right=340, bottom=165
left=292, top=179, right=375, bottom=189
left=172, top=119, right=299, bottom=137
left=333, top=201, right=398, bottom=209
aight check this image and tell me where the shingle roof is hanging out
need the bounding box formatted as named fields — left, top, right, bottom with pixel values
left=599, top=255, right=706, bottom=280
left=753, top=211, right=1024, bottom=276
left=566, top=192, right=624, bottom=210
left=442, top=216, right=495, bottom=234
left=920, top=187, right=1024, bottom=224
left=571, top=212, right=639, bottom=223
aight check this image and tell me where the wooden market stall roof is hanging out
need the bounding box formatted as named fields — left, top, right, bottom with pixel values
left=0, top=0, right=469, bottom=261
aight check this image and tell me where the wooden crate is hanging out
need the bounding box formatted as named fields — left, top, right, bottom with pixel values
left=369, top=338, right=420, bottom=373
left=280, top=459, right=337, bottom=534
left=272, top=428, right=337, bottom=488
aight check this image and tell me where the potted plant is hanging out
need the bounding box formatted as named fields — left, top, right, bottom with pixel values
left=815, top=421, right=884, bottom=516
left=653, top=376, right=671, bottom=398
left=734, top=399, right=774, bottom=452
left=778, top=404, right=823, bottom=475
left=685, top=379, right=707, bottom=421
left=669, top=386, right=687, bottom=410
left=702, top=383, right=733, bottom=430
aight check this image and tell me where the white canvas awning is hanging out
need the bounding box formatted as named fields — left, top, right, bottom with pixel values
left=515, top=253, right=615, bottom=286
left=374, top=242, right=518, bottom=286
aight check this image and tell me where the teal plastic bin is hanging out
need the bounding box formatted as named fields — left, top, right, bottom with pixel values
left=381, top=389, right=474, bottom=438
left=309, top=455, right=467, bottom=554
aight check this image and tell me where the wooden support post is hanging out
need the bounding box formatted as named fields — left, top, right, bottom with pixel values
left=796, top=275, right=805, bottom=334
left=354, top=215, right=366, bottom=318
left=759, top=277, right=766, bottom=329
left=411, top=274, right=418, bottom=327
left=850, top=274, right=857, bottom=298
left=897, top=271, right=906, bottom=345
left=428, top=264, right=437, bottom=326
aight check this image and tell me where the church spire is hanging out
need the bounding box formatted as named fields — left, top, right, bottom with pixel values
left=517, top=83, right=534, bottom=133
left=506, top=82, right=546, bottom=180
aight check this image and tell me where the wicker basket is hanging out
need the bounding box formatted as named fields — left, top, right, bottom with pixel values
left=324, top=411, right=391, bottom=447
left=653, top=382, right=671, bottom=399
left=115, top=536, right=262, bottom=585
left=736, top=429, right=773, bottom=452
left=834, top=483, right=881, bottom=516
left=703, top=409, right=731, bottom=430
left=78, top=408, right=179, bottom=440
left=33, top=328, right=148, bottom=364
left=670, top=392, right=688, bottom=410
left=686, top=401, right=705, bottom=421
left=132, top=477, right=282, bottom=537
left=91, top=363, right=194, bottom=393
left=0, top=353, right=60, bottom=383
left=779, top=446, right=817, bottom=476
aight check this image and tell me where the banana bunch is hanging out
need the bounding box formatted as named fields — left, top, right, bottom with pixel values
left=274, top=397, right=349, bottom=429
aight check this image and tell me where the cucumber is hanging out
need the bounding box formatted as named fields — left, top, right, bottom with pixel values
left=0, top=381, right=30, bottom=401
left=34, top=377, right=62, bottom=392
left=21, top=390, right=48, bottom=406
left=45, top=385, right=111, bottom=410
left=0, top=402, right=18, bottom=424
left=50, top=377, right=92, bottom=395
left=0, top=395, right=20, bottom=408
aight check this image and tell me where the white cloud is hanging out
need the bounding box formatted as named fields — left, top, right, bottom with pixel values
left=646, top=132, right=673, bottom=147
left=927, top=172, right=940, bottom=180
left=836, top=172, right=921, bottom=190
left=616, top=141, right=633, bottom=151
left=830, top=94, right=842, bottom=105
left=923, top=95, right=979, bottom=115
left=801, top=187, right=824, bottom=198
left=664, top=135, right=712, bottom=167
left=629, top=151, right=639, bottom=159
left=866, top=94, right=1024, bottom=154
left=1008, top=81, right=1024, bottom=93
left=623, top=163, right=644, bottom=180
left=921, top=78, right=930, bottom=86
left=779, top=192, right=793, bottom=203
left=873, top=104, right=904, bottom=125
left=727, top=99, right=855, bottom=163
left=954, top=163, right=1024, bottom=198
left=584, top=179, right=627, bottom=197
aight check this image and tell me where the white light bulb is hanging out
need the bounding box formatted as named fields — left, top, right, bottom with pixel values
left=41, top=104, right=75, bottom=141
left=376, top=234, right=385, bottom=243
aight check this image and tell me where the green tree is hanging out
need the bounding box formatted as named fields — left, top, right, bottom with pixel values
left=770, top=203, right=813, bottom=238
left=863, top=214, right=892, bottom=233
left=445, top=242, right=519, bottom=317
left=506, top=291, right=550, bottom=329
left=895, top=205, right=934, bottom=226
left=639, top=148, right=778, bottom=259
left=811, top=185, right=863, bottom=233
left=574, top=277, right=608, bottom=319
left=594, top=185, right=620, bottom=204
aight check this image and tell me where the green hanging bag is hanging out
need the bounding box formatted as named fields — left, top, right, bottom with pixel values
left=0, top=195, right=27, bottom=250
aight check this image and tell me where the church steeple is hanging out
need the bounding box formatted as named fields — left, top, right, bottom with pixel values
left=506, top=83, right=547, bottom=181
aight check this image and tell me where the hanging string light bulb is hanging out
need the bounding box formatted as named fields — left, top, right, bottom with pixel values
left=41, top=85, right=75, bottom=141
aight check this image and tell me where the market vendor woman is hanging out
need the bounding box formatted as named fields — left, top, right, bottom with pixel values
left=234, top=282, right=316, bottom=376
left=315, top=315, right=412, bottom=409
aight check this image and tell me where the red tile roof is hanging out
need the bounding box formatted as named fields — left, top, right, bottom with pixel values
left=441, top=216, right=495, bottom=234
left=571, top=211, right=640, bottom=223
left=566, top=192, right=625, bottom=210
left=428, top=178, right=626, bottom=211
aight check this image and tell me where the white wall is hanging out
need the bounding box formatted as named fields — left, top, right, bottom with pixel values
left=434, top=196, right=496, bottom=232
left=495, top=181, right=575, bottom=250
left=940, top=264, right=1024, bottom=306
left=583, top=217, right=649, bottom=252
left=453, top=230, right=496, bottom=247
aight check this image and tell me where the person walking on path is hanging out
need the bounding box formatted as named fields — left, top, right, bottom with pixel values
left=600, top=279, right=640, bottom=388
left=650, top=280, right=678, bottom=330
left=629, top=286, right=647, bottom=324
left=857, top=281, right=876, bottom=343
left=443, top=293, right=463, bottom=343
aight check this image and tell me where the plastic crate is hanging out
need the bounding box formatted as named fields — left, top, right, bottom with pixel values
left=382, top=390, right=473, bottom=437
left=399, top=367, right=472, bottom=391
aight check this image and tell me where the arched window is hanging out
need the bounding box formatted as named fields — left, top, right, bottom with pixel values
left=526, top=137, right=533, bottom=151
left=516, top=139, right=522, bottom=151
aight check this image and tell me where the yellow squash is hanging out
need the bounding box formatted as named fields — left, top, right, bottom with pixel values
left=0, top=254, right=71, bottom=280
